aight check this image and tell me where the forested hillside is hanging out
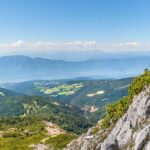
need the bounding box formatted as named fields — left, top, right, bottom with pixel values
left=0, top=94, right=92, bottom=134
left=3, top=77, right=133, bottom=114
left=0, top=93, right=92, bottom=149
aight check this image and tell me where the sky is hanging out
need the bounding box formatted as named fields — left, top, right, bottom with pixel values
left=0, top=0, right=150, bottom=60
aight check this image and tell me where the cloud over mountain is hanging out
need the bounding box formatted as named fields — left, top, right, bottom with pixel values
left=0, top=40, right=149, bottom=52
left=0, top=40, right=149, bottom=61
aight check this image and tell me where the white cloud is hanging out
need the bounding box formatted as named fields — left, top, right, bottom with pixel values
left=111, top=42, right=141, bottom=47
left=0, top=40, right=97, bottom=51
left=0, top=40, right=149, bottom=55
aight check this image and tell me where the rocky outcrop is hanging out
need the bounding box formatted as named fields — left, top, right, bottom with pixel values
left=134, top=125, right=150, bottom=150
left=29, top=144, right=49, bottom=150
left=65, top=85, right=150, bottom=150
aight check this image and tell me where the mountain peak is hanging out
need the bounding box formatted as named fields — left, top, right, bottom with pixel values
left=1, top=55, right=31, bottom=59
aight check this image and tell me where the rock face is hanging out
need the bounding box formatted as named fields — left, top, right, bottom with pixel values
left=65, top=85, right=150, bottom=150
left=134, top=125, right=150, bottom=150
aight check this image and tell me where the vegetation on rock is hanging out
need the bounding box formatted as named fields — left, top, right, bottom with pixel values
left=101, top=69, right=150, bottom=128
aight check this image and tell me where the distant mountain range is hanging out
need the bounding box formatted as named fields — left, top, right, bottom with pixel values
left=0, top=55, right=150, bottom=82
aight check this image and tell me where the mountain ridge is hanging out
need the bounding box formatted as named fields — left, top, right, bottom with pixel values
left=0, top=55, right=150, bottom=82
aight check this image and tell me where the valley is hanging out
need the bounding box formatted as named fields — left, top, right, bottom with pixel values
left=0, top=70, right=150, bottom=150
left=2, top=77, right=133, bottom=113
left=0, top=77, right=133, bottom=149
left=1, top=69, right=150, bottom=150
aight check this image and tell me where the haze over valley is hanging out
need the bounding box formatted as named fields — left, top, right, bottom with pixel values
left=0, top=55, right=150, bottom=82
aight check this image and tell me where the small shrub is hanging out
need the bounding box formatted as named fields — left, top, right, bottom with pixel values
left=3, top=132, right=21, bottom=138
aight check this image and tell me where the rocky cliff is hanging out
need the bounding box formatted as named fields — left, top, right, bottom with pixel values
left=65, top=85, right=150, bottom=150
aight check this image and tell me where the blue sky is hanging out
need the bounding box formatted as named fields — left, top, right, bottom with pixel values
left=0, top=0, right=150, bottom=60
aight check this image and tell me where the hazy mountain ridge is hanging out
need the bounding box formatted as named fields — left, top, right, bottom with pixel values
left=0, top=55, right=150, bottom=82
